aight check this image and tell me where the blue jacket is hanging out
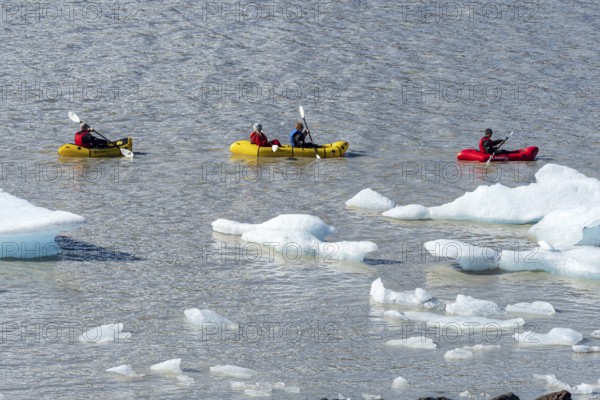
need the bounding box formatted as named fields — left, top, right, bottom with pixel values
left=290, top=129, right=306, bottom=146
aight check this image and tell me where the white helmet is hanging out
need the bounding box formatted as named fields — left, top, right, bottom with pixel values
left=253, top=123, right=262, bottom=132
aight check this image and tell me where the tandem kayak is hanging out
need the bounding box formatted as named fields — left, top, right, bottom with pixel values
left=58, top=138, right=133, bottom=158
left=457, top=146, right=539, bottom=162
left=230, top=140, right=349, bottom=158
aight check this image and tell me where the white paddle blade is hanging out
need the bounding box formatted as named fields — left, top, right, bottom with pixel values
left=299, top=106, right=305, bottom=118
left=68, top=111, right=81, bottom=123
left=316, top=153, right=321, bottom=159
left=120, top=148, right=134, bottom=158
left=272, top=145, right=279, bottom=152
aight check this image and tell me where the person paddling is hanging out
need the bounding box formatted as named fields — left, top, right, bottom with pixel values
left=75, top=123, right=111, bottom=148
left=479, top=128, right=511, bottom=154
left=249, top=123, right=281, bottom=147
left=290, top=121, right=318, bottom=148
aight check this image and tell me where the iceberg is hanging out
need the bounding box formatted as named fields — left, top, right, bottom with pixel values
left=385, top=336, right=437, bottom=349
left=529, top=206, right=600, bottom=248
left=505, top=301, right=555, bottom=316
left=0, top=189, right=84, bottom=259
left=184, top=308, right=236, bottom=329
left=385, top=164, right=600, bottom=224
left=446, top=295, right=504, bottom=317
left=444, top=348, right=473, bottom=360
left=385, top=310, right=524, bottom=331
left=534, top=374, right=600, bottom=395
left=514, top=327, right=582, bottom=346
left=424, top=239, right=600, bottom=279
left=345, top=188, right=395, bottom=211
left=391, top=376, right=410, bottom=389
left=209, top=365, right=257, bottom=379
left=370, top=278, right=444, bottom=310
left=150, top=359, right=182, bottom=375
left=106, top=364, right=142, bottom=377
left=212, top=214, right=377, bottom=263
left=572, top=345, right=600, bottom=353
left=78, top=323, right=131, bottom=344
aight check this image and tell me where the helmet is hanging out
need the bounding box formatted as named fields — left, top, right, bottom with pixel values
left=253, top=123, right=262, bottom=132
left=484, top=128, right=493, bottom=135
left=80, top=123, right=90, bottom=131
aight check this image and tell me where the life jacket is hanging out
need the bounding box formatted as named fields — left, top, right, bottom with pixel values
left=479, top=136, right=492, bottom=154
left=290, top=129, right=303, bottom=146
left=75, top=130, right=91, bottom=148
left=250, top=131, right=268, bottom=147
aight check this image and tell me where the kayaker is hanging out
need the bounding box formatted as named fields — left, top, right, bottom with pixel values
left=289, top=122, right=317, bottom=148
left=75, top=123, right=111, bottom=148
left=479, top=128, right=509, bottom=154
left=250, top=123, right=281, bottom=147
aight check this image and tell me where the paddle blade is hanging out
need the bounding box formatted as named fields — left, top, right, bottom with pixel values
left=299, top=106, right=305, bottom=118
left=316, top=153, right=321, bottom=159
left=272, top=145, right=279, bottom=152
left=120, top=148, right=134, bottom=158
left=68, top=111, right=81, bottom=123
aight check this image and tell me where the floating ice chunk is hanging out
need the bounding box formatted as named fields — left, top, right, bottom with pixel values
left=391, top=376, right=409, bottom=389
left=346, top=188, right=395, bottom=211
left=460, top=391, right=475, bottom=398
left=529, top=206, right=600, bottom=248
left=210, top=365, right=257, bottom=379
left=591, top=330, right=600, bottom=338
left=505, top=301, right=555, bottom=315
left=150, top=359, right=182, bottom=375
left=401, top=311, right=525, bottom=330
left=184, top=308, right=235, bottom=329
left=231, top=381, right=247, bottom=391
left=106, top=364, right=141, bottom=377
left=177, top=375, right=194, bottom=386
left=212, top=214, right=336, bottom=241
left=385, top=336, right=436, bottom=349
left=244, top=389, right=270, bottom=397
left=424, top=240, right=499, bottom=271
left=385, top=164, right=600, bottom=224
left=537, top=240, right=556, bottom=251
left=0, top=189, right=85, bottom=259
left=444, top=348, right=473, bottom=360
left=78, top=323, right=131, bottom=344
left=446, top=294, right=504, bottom=316
left=241, top=229, right=377, bottom=263
left=514, top=327, right=582, bottom=346
left=382, top=204, right=430, bottom=220
left=533, top=374, right=599, bottom=395
left=370, top=278, right=444, bottom=310
left=573, top=345, right=600, bottom=353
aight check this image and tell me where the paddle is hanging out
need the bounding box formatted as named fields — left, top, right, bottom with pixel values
left=299, top=106, right=321, bottom=159
left=485, top=131, right=513, bottom=165
left=68, top=112, right=133, bottom=158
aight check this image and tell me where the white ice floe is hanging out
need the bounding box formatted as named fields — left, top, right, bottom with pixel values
left=425, top=238, right=600, bottom=279
left=391, top=376, right=410, bottom=389
left=446, top=295, right=504, bottom=317
left=241, top=229, right=378, bottom=263
left=385, top=164, right=600, bottom=224
left=385, top=310, right=525, bottom=331
left=346, top=188, right=396, bottom=211
left=150, top=359, right=182, bottom=375
left=106, top=364, right=142, bottom=377
left=534, top=374, right=600, bottom=395
left=444, top=348, right=473, bottom=360
left=459, top=391, right=475, bottom=398
left=573, top=345, right=600, bottom=353
left=370, top=278, right=444, bottom=310
left=529, top=206, right=600, bottom=248
left=78, top=323, right=131, bottom=344
left=184, top=308, right=236, bottom=329
left=591, top=330, right=600, bottom=338
left=210, top=365, right=257, bottom=379
left=514, top=327, right=582, bottom=346
left=382, top=204, right=430, bottom=220
left=505, top=301, right=555, bottom=316
left=385, top=336, right=437, bottom=349
left=212, top=214, right=336, bottom=241
left=177, top=375, right=194, bottom=386
left=0, top=189, right=85, bottom=259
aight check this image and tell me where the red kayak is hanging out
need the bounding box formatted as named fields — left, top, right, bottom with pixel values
left=457, top=146, right=539, bottom=162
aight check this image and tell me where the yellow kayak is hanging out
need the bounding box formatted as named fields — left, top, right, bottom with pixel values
left=229, top=140, right=349, bottom=158
left=58, top=138, right=133, bottom=158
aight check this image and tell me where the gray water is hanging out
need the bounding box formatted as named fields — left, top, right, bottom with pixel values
left=2, top=1, right=600, bottom=398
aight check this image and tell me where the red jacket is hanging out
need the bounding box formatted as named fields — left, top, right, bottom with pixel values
left=250, top=131, right=268, bottom=147
left=75, top=130, right=91, bottom=147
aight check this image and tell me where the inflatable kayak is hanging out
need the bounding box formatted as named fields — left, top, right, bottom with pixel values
left=230, top=140, right=349, bottom=158
left=457, top=146, right=539, bottom=162
left=58, top=138, right=133, bottom=158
